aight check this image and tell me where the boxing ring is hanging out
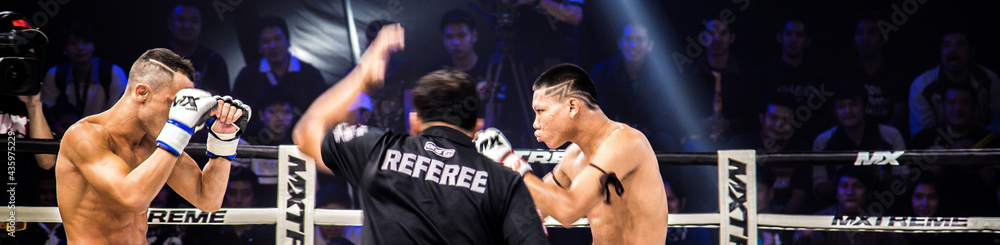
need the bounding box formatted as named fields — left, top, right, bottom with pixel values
left=7, top=138, right=1000, bottom=244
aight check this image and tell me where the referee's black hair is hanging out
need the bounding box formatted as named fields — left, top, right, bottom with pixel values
left=412, top=69, right=480, bottom=130
left=532, top=64, right=599, bottom=110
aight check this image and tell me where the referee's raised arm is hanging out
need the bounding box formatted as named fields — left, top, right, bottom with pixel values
left=293, top=24, right=404, bottom=175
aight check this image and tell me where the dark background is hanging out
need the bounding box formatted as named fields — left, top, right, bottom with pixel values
left=7, top=0, right=999, bottom=86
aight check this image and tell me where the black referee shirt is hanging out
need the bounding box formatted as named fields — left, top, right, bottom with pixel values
left=321, top=124, right=548, bottom=244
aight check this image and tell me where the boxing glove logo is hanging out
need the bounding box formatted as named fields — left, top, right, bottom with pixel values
left=477, top=135, right=503, bottom=153
left=174, top=95, right=201, bottom=111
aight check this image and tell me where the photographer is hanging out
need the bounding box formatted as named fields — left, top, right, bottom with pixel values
left=0, top=12, right=57, bottom=172
left=0, top=11, right=58, bottom=243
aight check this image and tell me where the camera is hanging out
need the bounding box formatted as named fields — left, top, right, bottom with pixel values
left=0, top=11, right=48, bottom=96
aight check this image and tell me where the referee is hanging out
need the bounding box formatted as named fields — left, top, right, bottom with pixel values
left=293, top=24, right=548, bottom=244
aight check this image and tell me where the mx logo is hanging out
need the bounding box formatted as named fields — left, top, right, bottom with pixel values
left=174, top=96, right=200, bottom=111
left=478, top=136, right=503, bottom=152
left=854, top=151, right=904, bottom=166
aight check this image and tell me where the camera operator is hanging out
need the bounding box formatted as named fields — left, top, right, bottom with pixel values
left=0, top=12, right=57, bottom=170
left=511, top=0, right=583, bottom=78
left=0, top=11, right=58, bottom=243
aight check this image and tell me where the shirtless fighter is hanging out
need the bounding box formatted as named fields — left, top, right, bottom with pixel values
left=476, top=64, right=669, bottom=244
left=55, top=48, right=251, bottom=244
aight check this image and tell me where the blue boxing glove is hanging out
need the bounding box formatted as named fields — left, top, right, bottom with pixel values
left=206, top=95, right=251, bottom=160
left=157, top=88, right=217, bottom=156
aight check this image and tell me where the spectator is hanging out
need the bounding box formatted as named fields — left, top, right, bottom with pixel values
left=726, top=92, right=809, bottom=153
left=41, top=20, right=128, bottom=120
left=427, top=10, right=506, bottom=138
left=813, top=82, right=905, bottom=151
left=816, top=166, right=878, bottom=218
left=727, top=92, right=814, bottom=214
left=910, top=83, right=999, bottom=218
left=185, top=167, right=275, bottom=245
left=315, top=185, right=361, bottom=245
left=757, top=18, right=833, bottom=147
left=664, top=180, right=710, bottom=245
left=429, top=9, right=488, bottom=82
left=161, top=0, right=230, bottom=95
left=903, top=174, right=973, bottom=245
left=244, top=88, right=298, bottom=146
left=592, top=22, right=678, bottom=151
left=836, top=14, right=911, bottom=134
left=910, top=30, right=1000, bottom=136
left=795, top=167, right=906, bottom=245
left=682, top=18, right=760, bottom=152
left=232, top=16, right=327, bottom=122
left=911, top=83, right=1000, bottom=149
left=909, top=175, right=943, bottom=217
left=225, top=166, right=260, bottom=205
left=812, top=83, right=906, bottom=207
left=235, top=88, right=301, bottom=209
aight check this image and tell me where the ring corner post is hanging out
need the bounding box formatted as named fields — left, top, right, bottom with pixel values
left=277, top=145, right=316, bottom=245
left=718, top=150, right=757, bottom=245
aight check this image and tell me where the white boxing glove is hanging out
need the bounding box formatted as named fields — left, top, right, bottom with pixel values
left=474, top=128, right=531, bottom=176
left=206, top=95, right=252, bottom=160
left=157, top=88, right=217, bottom=156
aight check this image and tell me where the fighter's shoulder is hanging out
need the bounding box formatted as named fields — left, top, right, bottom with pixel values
left=593, top=126, right=653, bottom=162
left=61, top=120, right=112, bottom=153
left=606, top=125, right=651, bottom=149
left=564, top=143, right=582, bottom=156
